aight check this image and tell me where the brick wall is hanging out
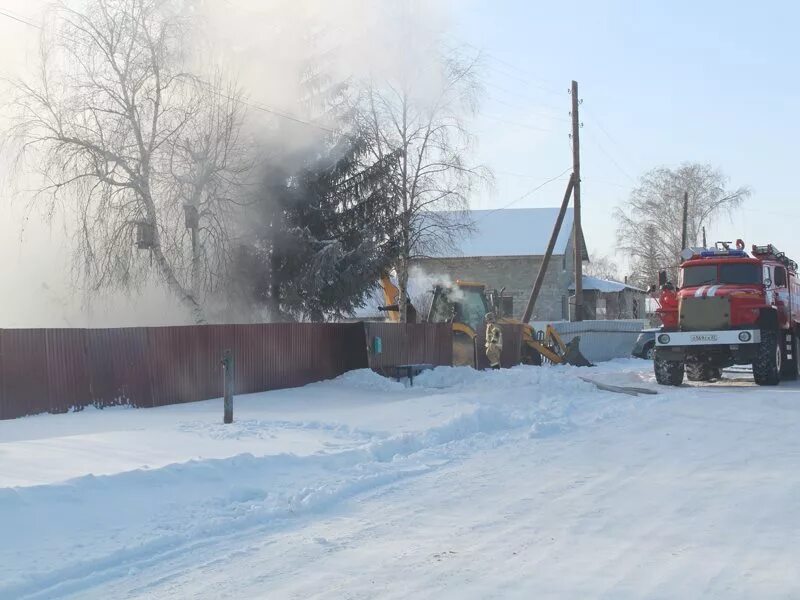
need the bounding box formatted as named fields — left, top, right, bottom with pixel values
left=411, top=233, right=578, bottom=322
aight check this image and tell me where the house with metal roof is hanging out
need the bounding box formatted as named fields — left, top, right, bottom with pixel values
left=568, top=275, right=647, bottom=320
left=410, top=207, right=589, bottom=322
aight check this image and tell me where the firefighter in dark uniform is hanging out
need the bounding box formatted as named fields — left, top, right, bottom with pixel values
left=485, top=312, right=503, bottom=369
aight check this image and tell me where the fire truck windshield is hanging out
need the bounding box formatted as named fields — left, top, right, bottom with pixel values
left=681, top=263, right=761, bottom=287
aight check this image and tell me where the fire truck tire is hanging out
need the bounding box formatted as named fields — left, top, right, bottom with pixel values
left=654, top=351, right=684, bottom=386
left=780, top=331, right=799, bottom=380
left=754, top=330, right=781, bottom=386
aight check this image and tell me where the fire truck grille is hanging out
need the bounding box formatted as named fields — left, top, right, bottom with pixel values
left=679, top=296, right=731, bottom=331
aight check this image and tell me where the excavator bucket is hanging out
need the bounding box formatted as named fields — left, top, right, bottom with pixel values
left=563, top=335, right=594, bottom=367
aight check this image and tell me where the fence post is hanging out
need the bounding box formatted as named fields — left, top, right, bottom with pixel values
left=222, top=349, right=234, bottom=424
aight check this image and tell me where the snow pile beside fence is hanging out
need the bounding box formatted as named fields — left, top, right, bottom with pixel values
left=0, top=361, right=654, bottom=598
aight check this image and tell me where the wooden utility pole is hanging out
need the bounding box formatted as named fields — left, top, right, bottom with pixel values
left=523, top=175, right=575, bottom=323
left=571, top=80, right=584, bottom=322
left=702, top=225, right=707, bottom=248
left=680, top=191, right=689, bottom=250
left=222, top=349, right=234, bottom=424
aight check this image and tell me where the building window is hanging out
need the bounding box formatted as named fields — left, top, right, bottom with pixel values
left=561, top=295, right=568, bottom=320
left=562, top=252, right=566, bottom=271
left=596, top=298, right=607, bottom=319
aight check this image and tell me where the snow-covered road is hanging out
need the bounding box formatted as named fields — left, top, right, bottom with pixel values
left=3, top=360, right=800, bottom=599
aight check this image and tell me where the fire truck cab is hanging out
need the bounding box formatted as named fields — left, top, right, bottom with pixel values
left=654, top=241, right=800, bottom=386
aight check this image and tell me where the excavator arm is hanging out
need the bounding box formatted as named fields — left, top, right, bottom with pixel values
left=377, top=273, right=417, bottom=323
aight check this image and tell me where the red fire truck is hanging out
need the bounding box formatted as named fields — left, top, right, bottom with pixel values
left=653, top=241, right=800, bottom=386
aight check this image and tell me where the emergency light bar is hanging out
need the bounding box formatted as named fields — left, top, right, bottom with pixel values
left=700, top=249, right=747, bottom=258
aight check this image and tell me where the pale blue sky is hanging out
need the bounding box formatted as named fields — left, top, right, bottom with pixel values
left=452, top=0, right=800, bottom=272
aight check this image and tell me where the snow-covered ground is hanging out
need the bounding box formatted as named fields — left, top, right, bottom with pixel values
left=3, top=360, right=800, bottom=599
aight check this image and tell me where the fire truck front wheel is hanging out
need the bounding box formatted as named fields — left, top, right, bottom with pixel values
left=654, top=351, right=684, bottom=386
left=754, top=330, right=781, bottom=386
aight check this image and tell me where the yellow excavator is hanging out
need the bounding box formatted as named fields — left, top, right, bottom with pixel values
left=378, top=273, right=591, bottom=368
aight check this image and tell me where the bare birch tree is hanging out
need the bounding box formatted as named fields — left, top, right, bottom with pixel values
left=8, top=0, right=246, bottom=323
left=584, top=254, right=620, bottom=282
left=359, top=50, right=489, bottom=322
left=615, top=163, right=750, bottom=286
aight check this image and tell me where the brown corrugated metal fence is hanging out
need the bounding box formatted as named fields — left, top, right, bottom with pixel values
left=363, top=323, right=453, bottom=369
left=0, top=322, right=525, bottom=421
left=0, top=323, right=371, bottom=420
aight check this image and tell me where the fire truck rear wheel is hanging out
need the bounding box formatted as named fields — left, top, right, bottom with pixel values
left=654, top=351, right=684, bottom=386
left=754, top=330, right=781, bottom=386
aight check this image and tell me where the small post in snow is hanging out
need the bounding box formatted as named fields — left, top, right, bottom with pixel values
left=222, top=349, right=234, bottom=424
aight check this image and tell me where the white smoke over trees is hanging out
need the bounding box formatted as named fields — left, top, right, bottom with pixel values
left=2, top=0, right=487, bottom=325
left=358, top=47, right=490, bottom=323
left=8, top=0, right=247, bottom=324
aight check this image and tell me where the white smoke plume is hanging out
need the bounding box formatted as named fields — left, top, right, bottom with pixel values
left=0, top=0, right=460, bottom=327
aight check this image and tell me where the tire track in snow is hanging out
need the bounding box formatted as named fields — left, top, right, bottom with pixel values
left=2, top=403, right=552, bottom=600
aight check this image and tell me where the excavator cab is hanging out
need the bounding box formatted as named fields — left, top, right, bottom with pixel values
left=427, top=282, right=488, bottom=330
left=427, top=282, right=490, bottom=366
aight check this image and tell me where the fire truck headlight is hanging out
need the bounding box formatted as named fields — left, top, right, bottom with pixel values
left=738, top=331, right=752, bottom=342
left=658, top=334, right=671, bottom=345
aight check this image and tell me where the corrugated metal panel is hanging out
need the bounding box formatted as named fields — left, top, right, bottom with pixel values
left=234, top=323, right=272, bottom=394
left=195, top=325, right=236, bottom=401
left=86, top=328, right=153, bottom=408
left=552, top=319, right=648, bottom=363
left=364, top=323, right=453, bottom=369
left=1, top=329, right=50, bottom=419
left=148, top=326, right=203, bottom=407
left=46, top=329, right=91, bottom=414
left=0, top=323, right=369, bottom=421
left=234, top=323, right=368, bottom=394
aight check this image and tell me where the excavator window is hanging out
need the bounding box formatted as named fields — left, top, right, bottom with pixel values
left=428, top=288, right=454, bottom=324
left=460, top=288, right=489, bottom=332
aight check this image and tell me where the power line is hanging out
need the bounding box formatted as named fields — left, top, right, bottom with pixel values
left=581, top=177, right=632, bottom=190
left=443, top=36, right=563, bottom=96
left=493, top=168, right=566, bottom=179
left=480, top=114, right=553, bottom=133
left=0, top=6, right=568, bottom=140
left=0, top=7, right=342, bottom=136
left=477, top=166, right=573, bottom=221
left=484, top=92, right=570, bottom=123
left=583, top=106, right=640, bottom=174
left=584, top=129, right=636, bottom=184
left=202, top=83, right=339, bottom=135
left=0, top=7, right=42, bottom=29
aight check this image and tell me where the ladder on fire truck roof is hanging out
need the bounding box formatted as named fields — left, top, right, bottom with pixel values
left=751, top=244, right=798, bottom=272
